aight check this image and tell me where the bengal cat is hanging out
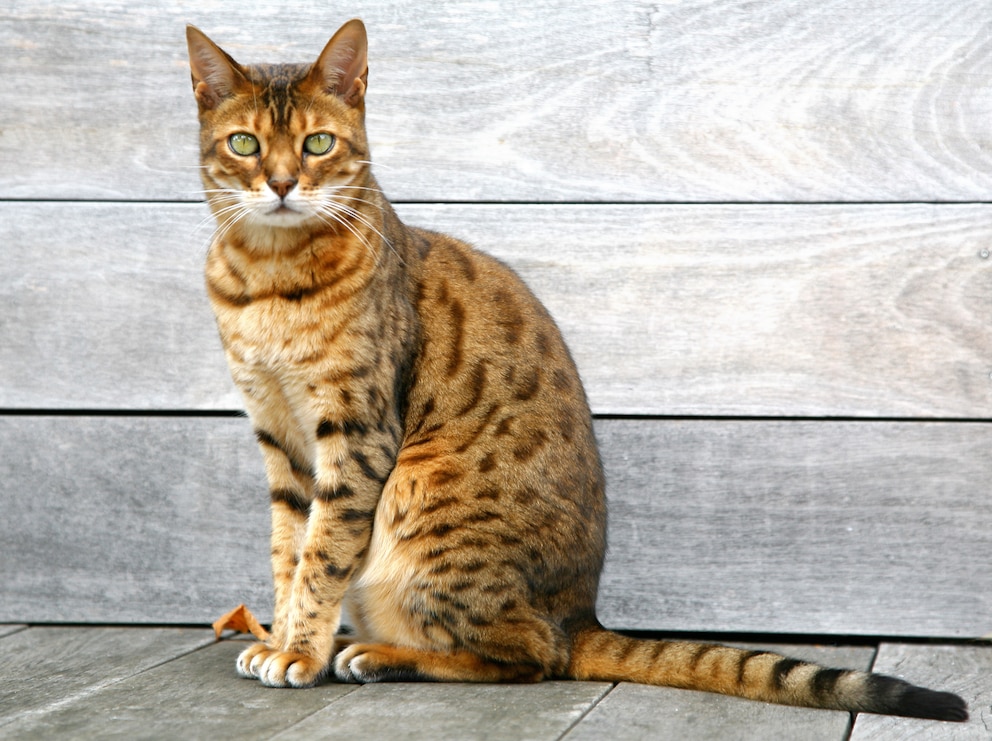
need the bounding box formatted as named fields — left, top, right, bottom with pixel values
left=185, top=20, right=967, bottom=722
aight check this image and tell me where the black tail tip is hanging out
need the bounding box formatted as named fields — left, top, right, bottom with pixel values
left=898, top=686, right=969, bottom=722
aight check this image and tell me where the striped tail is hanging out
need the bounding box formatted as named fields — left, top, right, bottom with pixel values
left=566, top=627, right=968, bottom=722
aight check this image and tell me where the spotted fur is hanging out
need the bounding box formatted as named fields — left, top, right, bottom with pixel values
left=186, top=20, right=967, bottom=722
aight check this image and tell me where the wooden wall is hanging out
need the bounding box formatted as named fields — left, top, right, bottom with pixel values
left=2, top=0, right=990, bottom=637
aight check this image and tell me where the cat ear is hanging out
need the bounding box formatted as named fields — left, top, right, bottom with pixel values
left=185, top=25, right=250, bottom=110
left=310, top=19, right=369, bottom=108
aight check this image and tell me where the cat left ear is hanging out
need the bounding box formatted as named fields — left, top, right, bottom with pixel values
left=186, top=25, right=250, bottom=110
left=310, top=19, right=369, bottom=108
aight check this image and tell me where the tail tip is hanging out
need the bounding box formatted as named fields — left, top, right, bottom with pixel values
left=898, top=686, right=969, bottom=722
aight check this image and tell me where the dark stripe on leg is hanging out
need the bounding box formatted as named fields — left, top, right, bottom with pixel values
left=255, top=429, right=313, bottom=477
left=317, top=419, right=369, bottom=439
left=316, top=484, right=357, bottom=501
left=350, top=450, right=388, bottom=484
left=341, top=507, right=377, bottom=523
left=271, top=488, right=310, bottom=515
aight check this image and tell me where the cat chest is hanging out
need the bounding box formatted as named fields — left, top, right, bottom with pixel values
left=213, top=297, right=339, bottom=369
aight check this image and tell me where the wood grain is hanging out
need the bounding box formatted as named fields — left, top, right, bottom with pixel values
left=597, top=418, right=992, bottom=637
left=0, top=627, right=213, bottom=727
left=3, top=0, right=992, bottom=201
left=2, top=415, right=988, bottom=637
left=0, top=416, right=272, bottom=623
left=2, top=202, right=989, bottom=417
left=278, top=682, right=612, bottom=741
left=2, top=629, right=980, bottom=740
left=0, top=637, right=360, bottom=738
left=0, top=632, right=604, bottom=740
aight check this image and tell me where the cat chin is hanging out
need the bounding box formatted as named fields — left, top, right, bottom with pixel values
left=250, top=208, right=314, bottom=229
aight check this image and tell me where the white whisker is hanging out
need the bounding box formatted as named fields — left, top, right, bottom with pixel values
left=187, top=188, right=242, bottom=202
left=331, top=184, right=386, bottom=195
left=321, top=198, right=404, bottom=267
left=204, top=199, right=253, bottom=245
left=313, top=205, right=380, bottom=265
left=190, top=197, right=243, bottom=238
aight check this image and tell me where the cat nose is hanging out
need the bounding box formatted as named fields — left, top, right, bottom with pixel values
left=268, top=176, right=298, bottom=199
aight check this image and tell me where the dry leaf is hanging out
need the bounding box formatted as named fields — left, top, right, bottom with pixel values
left=212, top=603, right=271, bottom=641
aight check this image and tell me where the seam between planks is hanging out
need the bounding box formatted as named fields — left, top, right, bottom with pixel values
left=266, top=683, right=366, bottom=740
left=4, top=198, right=992, bottom=207
left=841, top=645, right=883, bottom=741
left=555, top=682, right=618, bottom=740
left=0, top=625, right=29, bottom=639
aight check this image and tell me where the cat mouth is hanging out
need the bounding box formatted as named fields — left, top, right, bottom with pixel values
left=255, top=203, right=310, bottom=227
left=266, top=203, right=306, bottom=220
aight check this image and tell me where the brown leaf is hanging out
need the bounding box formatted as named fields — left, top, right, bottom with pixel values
left=212, top=603, right=271, bottom=641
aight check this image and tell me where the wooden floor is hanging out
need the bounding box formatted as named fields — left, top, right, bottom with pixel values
left=1, top=626, right=988, bottom=740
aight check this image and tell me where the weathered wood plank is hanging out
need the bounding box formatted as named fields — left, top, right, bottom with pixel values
left=0, top=637, right=359, bottom=739
left=0, top=416, right=271, bottom=623
left=1, top=416, right=988, bottom=636
left=275, top=681, right=612, bottom=741
left=563, top=644, right=872, bottom=741
left=1, top=202, right=235, bottom=410
left=3, top=0, right=992, bottom=202
left=596, top=419, right=992, bottom=637
left=0, top=627, right=213, bottom=728
left=3, top=202, right=989, bottom=417
left=850, top=644, right=992, bottom=740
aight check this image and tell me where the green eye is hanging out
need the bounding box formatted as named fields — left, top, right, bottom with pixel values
left=228, top=133, right=259, bottom=156
left=304, top=133, right=335, bottom=155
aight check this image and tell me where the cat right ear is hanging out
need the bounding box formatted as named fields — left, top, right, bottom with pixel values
left=185, top=25, right=249, bottom=110
left=310, top=19, right=369, bottom=108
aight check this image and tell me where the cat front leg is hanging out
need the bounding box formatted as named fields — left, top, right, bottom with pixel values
left=235, top=497, right=307, bottom=681
left=236, top=424, right=313, bottom=680
left=248, top=422, right=390, bottom=688
left=265, top=494, right=307, bottom=648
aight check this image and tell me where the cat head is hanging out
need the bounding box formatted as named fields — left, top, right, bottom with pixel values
left=186, top=20, right=371, bottom=233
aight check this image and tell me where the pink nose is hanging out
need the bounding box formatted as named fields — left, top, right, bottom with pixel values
left=268, top=177, right=297, bottom=199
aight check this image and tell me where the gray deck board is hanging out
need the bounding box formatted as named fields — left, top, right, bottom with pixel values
left=0, top=637, right=358, bottom=740
left=850, top=643, right=992, bottom=741
left=274, top=681, right=612, bottom=741
left=0, top=627, right=213, bottom=729
left=2, top=631, right=984, bottom=740
left=596, top=419, right=992, bottom=637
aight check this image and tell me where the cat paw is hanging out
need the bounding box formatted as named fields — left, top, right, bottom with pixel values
left=333, top=643, right=377, bottom=683
left=237, top=644, right=326, bottom=687
left=236, top=642, right=269, bottom=679
left=333, top=643, right=425, bottom=683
